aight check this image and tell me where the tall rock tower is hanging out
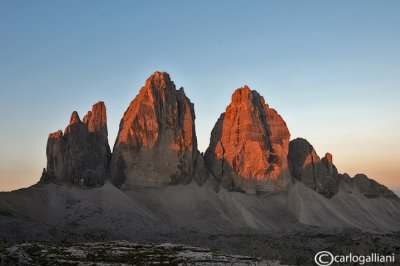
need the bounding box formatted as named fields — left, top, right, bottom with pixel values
left=204, top=86, right=291, bottom=193
left=41, top=102, right=111, bottom=186
left=110, top=72, right=207, bottom=188
left=288, top=138, right=339, bottom=198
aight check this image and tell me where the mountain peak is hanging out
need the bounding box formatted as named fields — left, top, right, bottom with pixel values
left=324, top=152, right=333, bottom=164
left=69, top=111, right=81, bottom=124
left=110, top=72, right=207, bottom=188
left=84, top=101, right=107, bottom=137
left=232, top=85, right=252, bottom=99
left=41, top=102, right=110, bottom=186
left=143, top=71, right=173, bottom=91
left=230, top=86, right=267, bottom=109
left=152, top=71, right=170, bottom=78
left=351, top=174, right=397, bottom=198
left=48, top=130, right=63, bottom=139
left=234, top=85, right=251, bottom=93
left=288, top=138, right=339, bottom=198
left=205, top=86, right=291, bottom=193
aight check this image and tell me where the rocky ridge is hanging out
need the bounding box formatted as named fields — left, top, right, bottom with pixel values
left=340, top=173, right=397, bottom=198
left=39, top=72, right=397, bottom=199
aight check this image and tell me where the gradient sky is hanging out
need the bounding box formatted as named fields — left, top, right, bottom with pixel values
left=1, top=1, right=399, bottom=193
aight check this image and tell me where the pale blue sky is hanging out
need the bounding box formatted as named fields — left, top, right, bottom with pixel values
left=0, top=1, right=399, bottom=192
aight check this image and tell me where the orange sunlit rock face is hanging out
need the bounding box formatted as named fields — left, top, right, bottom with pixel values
left=41, top=102, right=111, bottom=186
left=83, top=102, right=108, bottom=138
left=205, top=86, right=292, bottom=193
left=110, top=72, right=207, bottom=188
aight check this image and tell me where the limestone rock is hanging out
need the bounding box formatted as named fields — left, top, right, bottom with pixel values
left=110, top=71, right=206, bottom=188
left=322, top=153, right=340, bottom=178
left=44, top=130, right=67, bottom=182
left=288, top=138, right=338, bottom=198
left=41, top=102, right=111, bottom=186
left=339, top=173, right=352, bottom=183
left=345, top=173, right=397, bottom=198
left=204, top=86, right=291, bottom=193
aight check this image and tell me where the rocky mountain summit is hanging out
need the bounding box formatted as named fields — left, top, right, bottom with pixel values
left=110, top=71, right=207, bottom=188
left=37, top=71, right=397, bottom=200
left=40, top=102, right=111, bottom=186
left=205, top=86, right=291, bottom=193
left=288, top=138, right=339, bottom=198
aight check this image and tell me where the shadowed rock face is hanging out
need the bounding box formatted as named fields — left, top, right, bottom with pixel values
left=40, top=102, right=111, bottom=186
left=288, top=138, right=339, bottom=198
left=344, top=174, right=397, bottom=198
left=321, top=152, right=337, bottom=176
left=110, top=72, right=207, bottom=188
left=204, top=86, right=291, bottom=193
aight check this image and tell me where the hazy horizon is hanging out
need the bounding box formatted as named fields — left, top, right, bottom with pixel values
left=1, top=1, right=399, bottom=192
